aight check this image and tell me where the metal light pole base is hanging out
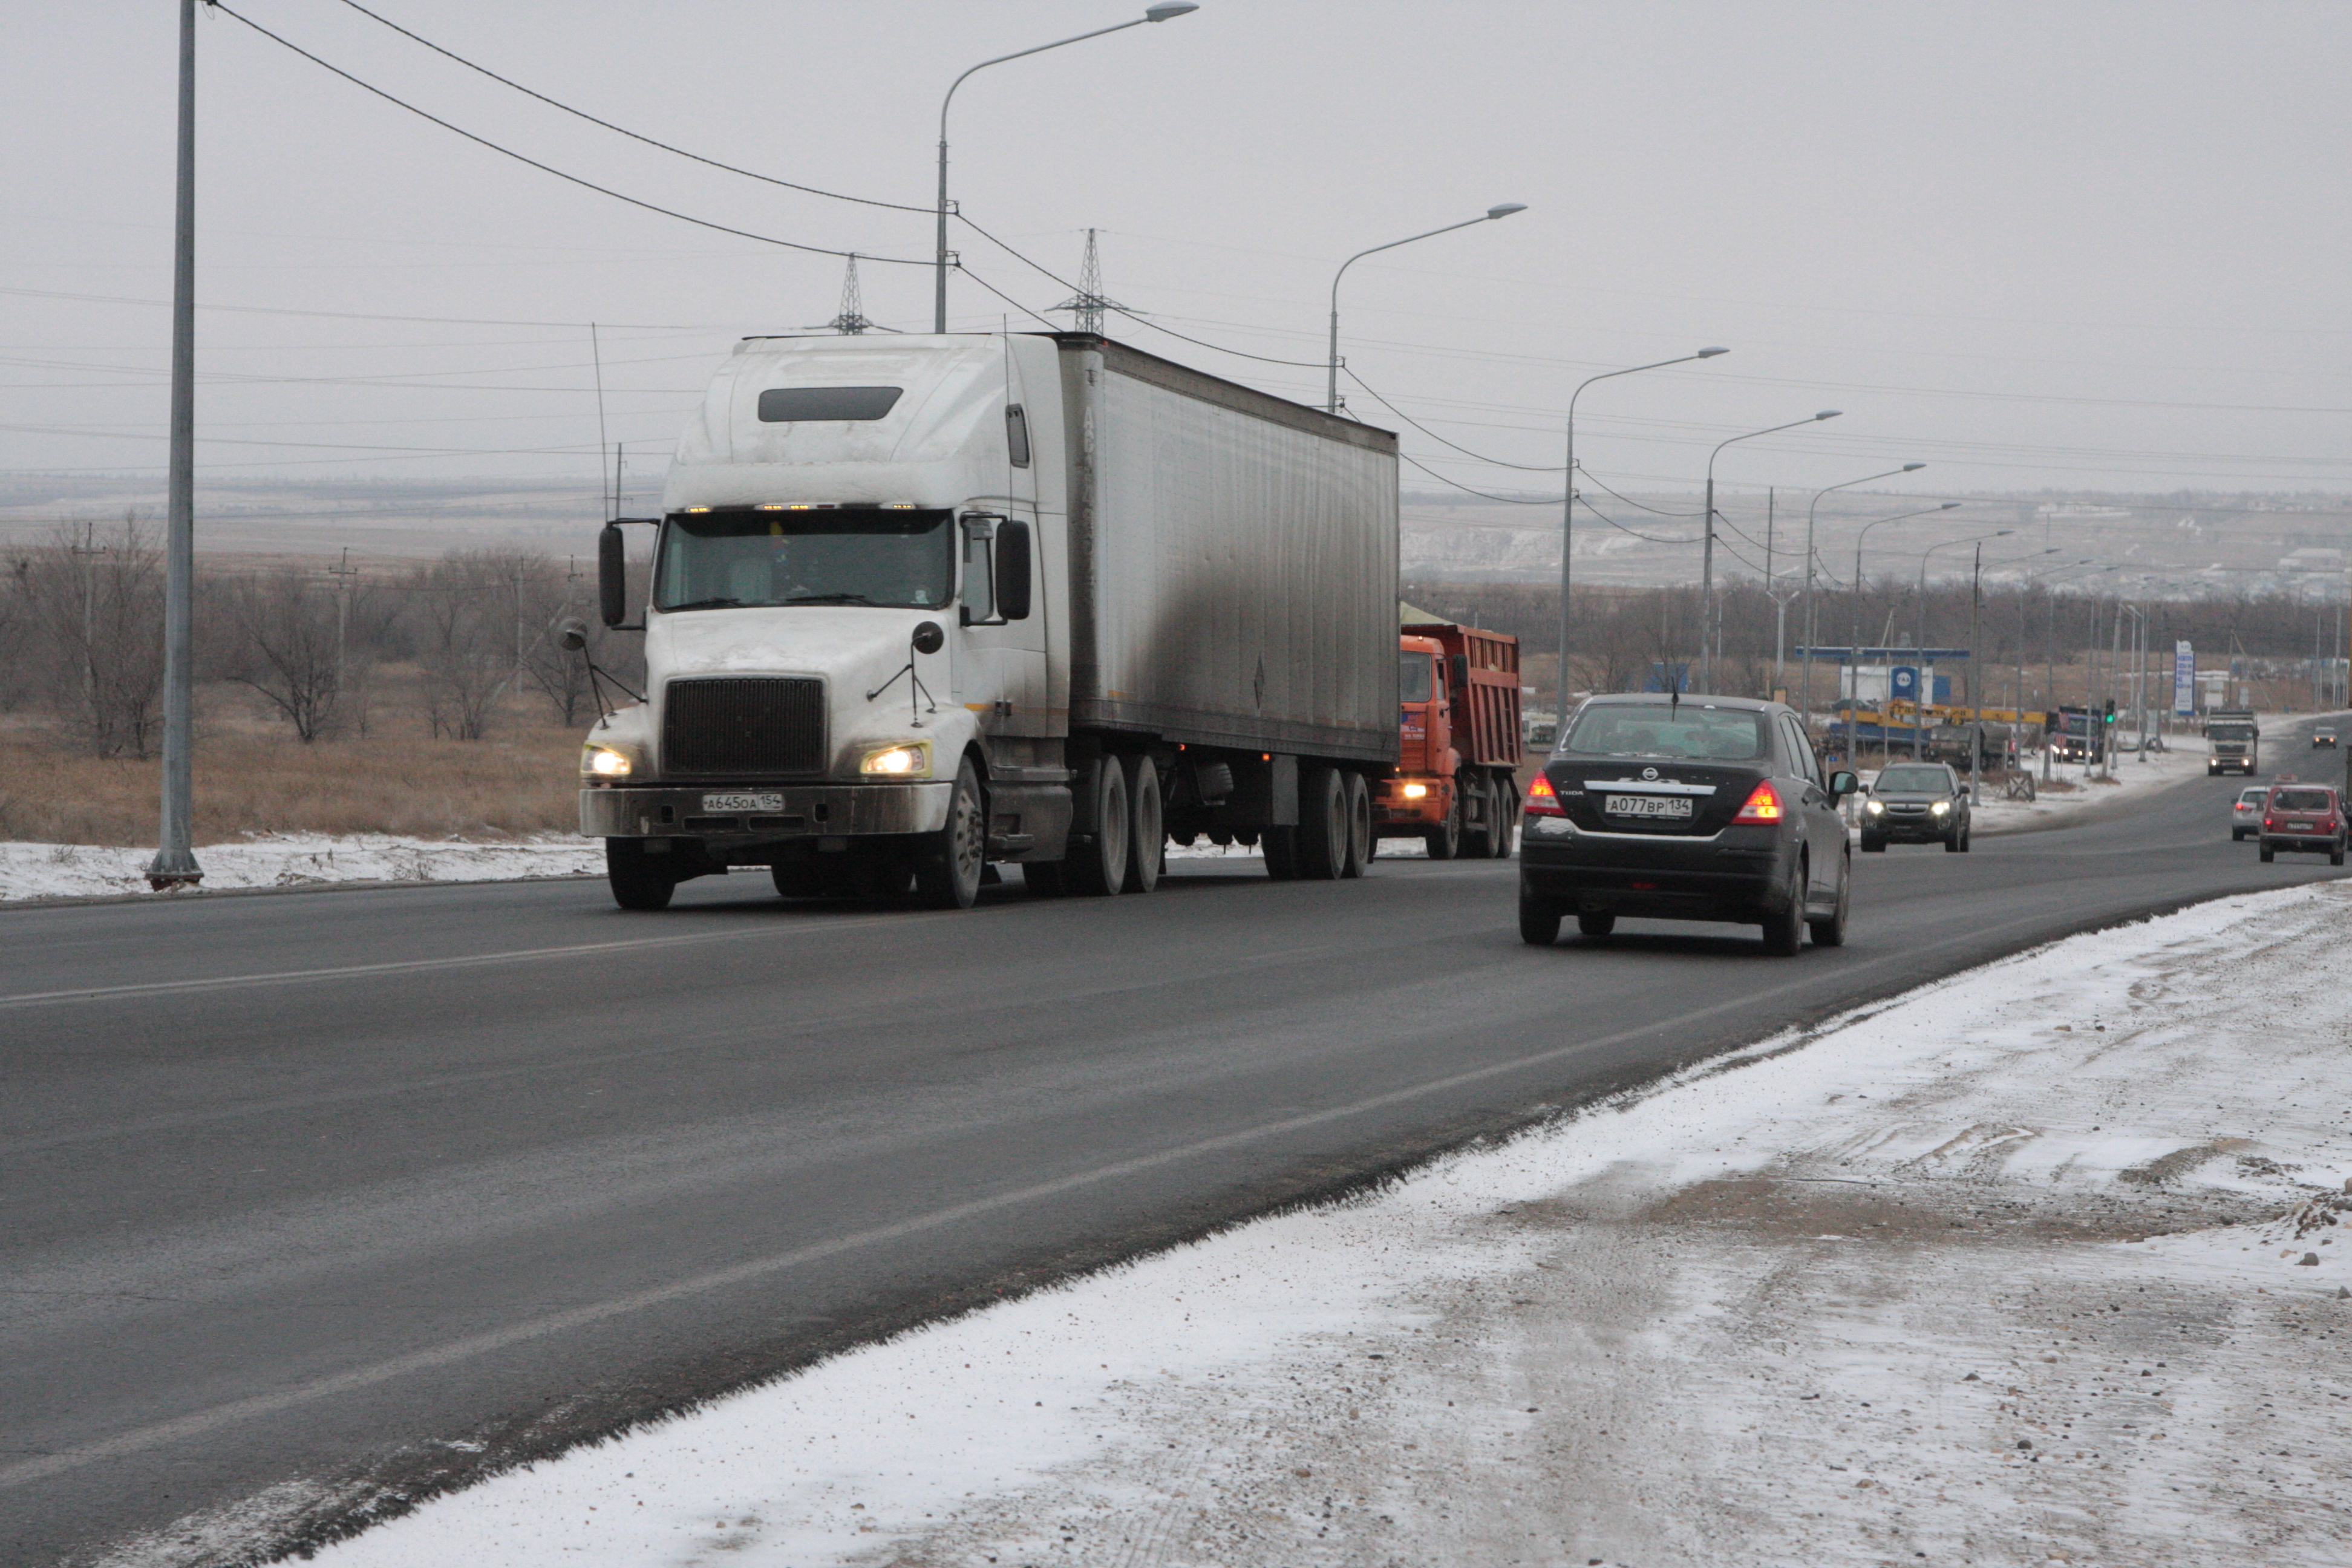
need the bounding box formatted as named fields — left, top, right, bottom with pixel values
left=144, top=853, right=203, bottom=892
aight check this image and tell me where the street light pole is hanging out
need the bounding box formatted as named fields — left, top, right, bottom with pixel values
left=1914, top=530, right=2013, bottom=759
left=1800, top=463, right=1925, bottom=729
left=934, top=4, right=1198, bottom=333
left=1841, top=502, right=1960, bottom=762
left=147, top=0, right=201, bottom=891
left=1327, top=203, right=1526, bottom=414
left=1701, top=411, right=1839, bottom=693
left=1556, top=346, right=1727, bottom=730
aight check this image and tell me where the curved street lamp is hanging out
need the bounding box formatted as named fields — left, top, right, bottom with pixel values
left=1797, top=463, right=1924, bottom=723
left=1910, top=529, right=2014, bottom=758
left=1327, top=203, right=1526, bottom=413
left=1700, top=410, right=1840, bottom=692
left=935, top=4, right=1200, bottom=333
left=1555, top=347, right=1728, bottom=729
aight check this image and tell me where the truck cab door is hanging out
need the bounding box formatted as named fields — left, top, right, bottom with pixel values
left=954, top=506, right=1051, bottom=736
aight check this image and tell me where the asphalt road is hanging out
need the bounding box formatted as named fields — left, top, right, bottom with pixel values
left=6, top=725, right=2348, bottom=1566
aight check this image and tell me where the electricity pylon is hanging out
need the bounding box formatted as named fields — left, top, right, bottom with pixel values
left=1050, top=229, right=1128, bottom=336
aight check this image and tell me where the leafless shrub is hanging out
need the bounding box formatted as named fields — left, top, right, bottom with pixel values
left=222, top=566, right=359, bottom=742
left=16, top=517, right=165, bottom=756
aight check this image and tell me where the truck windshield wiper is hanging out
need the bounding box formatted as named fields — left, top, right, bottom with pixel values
left=782, top=592, right=884, bottom=606
left=663, top=596, right=747, bottom=612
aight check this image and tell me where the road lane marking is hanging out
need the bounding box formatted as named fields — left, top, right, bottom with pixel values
left=0, top=913, right=927, bottom=1010
left=0, top=898, right=2091, bottom=1493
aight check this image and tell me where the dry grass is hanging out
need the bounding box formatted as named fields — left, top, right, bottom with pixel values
left=0, top=678, right=587, bottom=846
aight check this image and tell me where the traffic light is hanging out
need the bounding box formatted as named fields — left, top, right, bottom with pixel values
left=2103, top=699, right=2115, bottom=725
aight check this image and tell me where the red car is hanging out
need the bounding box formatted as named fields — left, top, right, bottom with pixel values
left=2258, top=781, right=2347, bottom=866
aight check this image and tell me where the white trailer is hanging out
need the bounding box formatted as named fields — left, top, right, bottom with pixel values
left=577, top=333, right=1399, bottom=909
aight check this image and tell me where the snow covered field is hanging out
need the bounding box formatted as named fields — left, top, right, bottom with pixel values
left=246, top=883, right=2352, bottom=1568
left=0, top=834, right=602, bottom=903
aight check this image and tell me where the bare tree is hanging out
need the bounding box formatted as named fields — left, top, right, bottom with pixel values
left=223, top=566, right=350, bottom=741
left=405, top=551, right=518, bottom=740
left=19, top=516, right=165, bottom=756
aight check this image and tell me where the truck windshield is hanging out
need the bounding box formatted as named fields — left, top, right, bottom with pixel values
left=1400, top=653, right=1434, bottom=704
left=654, top=508, right=954, bottom=612
left=2210, top=724, right=2255, bottom=740
left=1561, top=703, right=1768, bottom=762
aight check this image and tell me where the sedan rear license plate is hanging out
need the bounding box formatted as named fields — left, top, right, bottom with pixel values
left=1605, top=794, right=1693, bottom=820
left=702, top=791, right=785, bottom=813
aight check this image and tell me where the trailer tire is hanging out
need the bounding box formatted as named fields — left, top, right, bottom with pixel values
left=606, top=840, right=676, bottom=911
left=1121, top=754, right=1163, bottom=893
left=1341, top=771, right=1372, bottom=878
left=1065, top=758, right=1131, bottom=897
left=915, top=758, right=987, bottom=910
left=1295, top=763, right=1348, bottom=880
left=1261, top=826, right=1300, bottom=880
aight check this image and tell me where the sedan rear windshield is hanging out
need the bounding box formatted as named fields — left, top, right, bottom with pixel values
left=1560, top=704, right=1768, bottom=763
left=1873, top=766, right=1950, bottom=792
left=2270, top=788, right=2333, bottom=812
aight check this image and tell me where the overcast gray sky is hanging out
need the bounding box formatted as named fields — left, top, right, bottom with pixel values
left=6, top=1, right=2349, bottom=505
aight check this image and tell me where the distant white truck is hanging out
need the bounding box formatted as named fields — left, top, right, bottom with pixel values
left=576, top=332, right=1400, bottom=910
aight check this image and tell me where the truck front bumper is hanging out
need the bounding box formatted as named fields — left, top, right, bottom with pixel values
left=581, top=783, right=953, bottom=841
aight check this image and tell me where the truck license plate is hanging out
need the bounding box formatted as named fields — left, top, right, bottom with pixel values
left=1605, top=794, right=1692, bottom=820
left=702, top=791, right=785, bottom=813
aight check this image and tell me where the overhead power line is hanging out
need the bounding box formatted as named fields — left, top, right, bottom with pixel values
left=210, top=3, right=927, bottom=265
left=323, top=0, right=931, bottom=214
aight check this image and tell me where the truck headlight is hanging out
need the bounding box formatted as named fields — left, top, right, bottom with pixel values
left=859, top=742, right=932, bottom=779
left=1401, top=781, right=1429, bottom=799
left=581, top=744, right=633, bottom=779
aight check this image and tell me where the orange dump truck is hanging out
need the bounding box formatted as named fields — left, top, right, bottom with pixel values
left=1377, top=622, right=1524, bottom=858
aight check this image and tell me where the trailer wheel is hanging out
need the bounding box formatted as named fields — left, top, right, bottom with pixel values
left=915, top=758, right=987, bottom=910
left=1121, top=754, right=1163, bottom=893
left=1341, top=772, right=1372, bottom=878
left=606, top=840, right=676, bottom=912
left=1065, top=758, right=1131, bottom=897
left=1296, top=763, right=1348, bottom=880
left=1021, top=861, right=1069, bottom=897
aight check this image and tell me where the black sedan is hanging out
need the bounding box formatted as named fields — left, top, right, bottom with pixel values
left=1859, top=762, right=1973, bottom=852
left=1518, top=694, right=1858, bottom=955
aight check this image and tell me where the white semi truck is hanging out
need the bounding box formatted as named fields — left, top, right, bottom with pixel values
left=576, top=332, right=1400, bottom=910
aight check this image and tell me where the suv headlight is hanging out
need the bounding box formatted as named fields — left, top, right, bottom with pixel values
left=1864, top=799, right=1884, bottom=815
left=581, top=743, right=635, bottom=779
left=1931, top=800, right=1951, bottom=816
left=859, top=741, right=933, bottom=779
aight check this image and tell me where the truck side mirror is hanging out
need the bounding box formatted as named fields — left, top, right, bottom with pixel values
left=959, top=513, right=1003, bottom=626
left=997, top=520, right=1032, bottom=621
left=598, top=523, right=628, bottom=628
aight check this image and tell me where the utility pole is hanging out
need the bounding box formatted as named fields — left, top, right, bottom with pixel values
left=1968, top=543, right=1983, bottom=803
left=146, top=0, right=202, bottom=890
left=326, top=546, right=359, bottom=690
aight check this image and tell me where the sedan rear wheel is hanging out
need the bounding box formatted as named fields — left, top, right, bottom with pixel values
left=1808, top=854, right=1850, bottom=949
left=1576, top=912, right=1615, bottom=939
left=1518, top=881, right=1562, bottom=946
left=1760, top=859, right=1806, bottom=957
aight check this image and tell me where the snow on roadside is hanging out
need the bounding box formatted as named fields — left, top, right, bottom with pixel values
left=266, top=880, right=2352, bottom=1568
left=1965, top=736, right=2214, bottom=834
left=0, top=834, right=600, bottom=903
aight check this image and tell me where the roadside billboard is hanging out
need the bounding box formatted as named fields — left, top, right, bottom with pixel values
left=2174, top=640, right=2195, bottom=716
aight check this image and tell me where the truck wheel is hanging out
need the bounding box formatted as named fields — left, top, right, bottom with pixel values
left=606, top=840, right=675, bottom=912
left=1339, top=772, right=1373, bottom=878
left=915, top=758, right=987, bottom=909
left=1065, top=758, right=1131, bottom=897
left=1296, top=763, right=1348, bottom=880
left=1261, top=825, right=1300, bottom=880
left=1425, top=794, right=1462, bottom=860
left=771, top=860, right=834, bottom=899
left=1121, top=754, right=1163, bottom=893
left=1489, top=779, right=1518, bottom=859
left=1022, top=861, right=1069, bottom=898
left=1460, top=774, right=1494, bottom=859
left=1518, top=881, right=1561, bottom=946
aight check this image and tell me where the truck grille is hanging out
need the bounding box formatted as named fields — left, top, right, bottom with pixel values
left=662, top=677, right=825, bottom=777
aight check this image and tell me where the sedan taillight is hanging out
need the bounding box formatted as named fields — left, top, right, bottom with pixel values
left=1733, top=781, right=1784, bottom=825
left=1524, top=775, right=1565, bottom=816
